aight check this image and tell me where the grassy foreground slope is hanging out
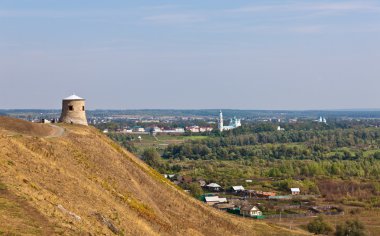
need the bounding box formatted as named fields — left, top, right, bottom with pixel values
left=0, top=117, right=306, bottom=235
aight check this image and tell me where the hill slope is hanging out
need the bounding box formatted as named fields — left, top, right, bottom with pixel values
left=0, top=116, right=306, bottom=235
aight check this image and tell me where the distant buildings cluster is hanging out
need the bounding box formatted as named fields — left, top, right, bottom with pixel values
left=162, top=174, right=315, bottom=219
left=105, top=125, right=214, bottom=135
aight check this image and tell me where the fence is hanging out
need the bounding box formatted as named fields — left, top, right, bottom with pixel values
left=264, top=210, right=344, bottom=219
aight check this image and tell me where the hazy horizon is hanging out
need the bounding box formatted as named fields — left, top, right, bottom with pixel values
left=1, top=0, right=379, bottom=110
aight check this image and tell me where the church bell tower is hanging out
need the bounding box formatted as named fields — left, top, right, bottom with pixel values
left=218, top=110, right=224, bottom=132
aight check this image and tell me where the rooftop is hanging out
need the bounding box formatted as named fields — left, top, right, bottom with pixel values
left=207, top=183, right=221, bottom=188
left=232, top=186, right=245, bottom=191
left=63, top=94, right=85, bottom=100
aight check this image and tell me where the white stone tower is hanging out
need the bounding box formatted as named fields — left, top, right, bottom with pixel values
left=59, top=94, right=88, bottom=126
left=218, top=110, right=224, bottom=132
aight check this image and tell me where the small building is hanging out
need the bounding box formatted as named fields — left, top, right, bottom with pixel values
left=214, top=203, right=235, bottom=210
left=204, top=196, right=227, bottom=206
left=290, top=188, right=300, bottom=195
left=240, top=205, right=262, bottom=217
left=261, top=192, right=276, bottom=197
left=133, top=126, right=145, bottom=132
left=186, top=126, right=200, bottom=133
left=187, top=126, right=213, bottom=133
left=168, top=174, right=175, bottom=179
left=41, top=119, right=52, bottom=124
left=163, top=174, right=176, bottom=179
left=162, top=128, right=185, bottom=133
left=145, top=126, right=162, bottom=134
left=230, top=186, right=245, bottom=193
left=151, top=126, right=162, bottom=133
left=123, top=128, right=133, bottom=133
left=205, top=183, right=221, bottom=192
left=199, top=127, right=213, bottom=132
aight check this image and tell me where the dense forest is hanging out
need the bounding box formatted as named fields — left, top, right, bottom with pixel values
left=161, top=127, right=380, bottom=179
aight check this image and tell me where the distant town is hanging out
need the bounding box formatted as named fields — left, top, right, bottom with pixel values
left=4, top=109, right=380, bottom=136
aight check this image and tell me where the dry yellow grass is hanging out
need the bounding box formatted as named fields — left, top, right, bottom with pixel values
left=0, top=116, right=308, bottom=235
left=266, top=207, right=380, bottom=235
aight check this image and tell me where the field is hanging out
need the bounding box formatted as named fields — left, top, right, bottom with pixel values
left=267, top=208, right=380, bottom=235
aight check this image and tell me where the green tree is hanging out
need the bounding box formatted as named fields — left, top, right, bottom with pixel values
left=374, top=152, right=380, bottom=160
left=307, top=216, right=333, bottom=235
left=142, top=148, right=164, bottom=170
left=187, top=183, right=203, bottom=198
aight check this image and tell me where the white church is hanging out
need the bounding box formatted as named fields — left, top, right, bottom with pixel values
left=218, top=110, right=242, bottom=132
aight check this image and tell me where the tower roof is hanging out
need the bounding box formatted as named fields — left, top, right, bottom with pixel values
left=63, top=94, right=85, bottom=100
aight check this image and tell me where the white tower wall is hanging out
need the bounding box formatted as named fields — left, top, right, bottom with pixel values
left=218, top=110, right=224, bottom=132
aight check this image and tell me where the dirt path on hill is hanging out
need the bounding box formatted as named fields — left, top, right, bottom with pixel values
left=46, top=124, right=65, bottom=138
left=0, top=116, right=65, bottom=138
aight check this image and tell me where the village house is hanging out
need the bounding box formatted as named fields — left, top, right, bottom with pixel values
left=163, top=174, right=175, bottom=179
left=186, top=126, right=201, bottom=133
left=199, top=127, right=213, bottom=132
left=186, top=126, right=214, bottom=133
left=230, top=186, right=245, bottom=193
left=240, top=205, right=262, bottom=217
left=290, top=188, right=301, bottom=195
left=204, top=196, right=228, bottom=206
left=123, top=127, right=133, bottom=133
left=41, top=118, right=52, bottom=124
left=214, top=203, right=235, bottom=210
left=205, top=183, right=222, bottom=192
left=133, top=126, right=145, bottom=132
left=261, top=191, right=276, bottom=197
left=145, top=126, right=162, bottom=134
left=162, top=128, right=185, bottom=133
left=255, top=191, right=276, bottom=198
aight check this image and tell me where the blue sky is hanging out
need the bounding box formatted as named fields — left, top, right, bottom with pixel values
left=1, top=0, right=380, bottom=109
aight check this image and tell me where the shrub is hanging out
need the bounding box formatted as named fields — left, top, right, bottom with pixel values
left=307, top=216, right=333, bottom=235
left=335, top=220, right=366, bottom=236
left=142, top=148, right=164, bottom=171
left=187, top=183, right=203, bottom=198
left=0, top=182, right=6, bottom=191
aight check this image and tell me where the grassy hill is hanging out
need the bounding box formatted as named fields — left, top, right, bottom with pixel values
left=0, top=116, right=307, bottom=235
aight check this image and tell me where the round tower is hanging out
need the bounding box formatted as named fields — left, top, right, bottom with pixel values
left=59, top=94, right=88, bottom=126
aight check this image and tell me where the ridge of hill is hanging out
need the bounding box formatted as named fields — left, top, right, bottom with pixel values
left=0, top=116, right=307, bottom=235
left=0, top=116, right=63, bottom=137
